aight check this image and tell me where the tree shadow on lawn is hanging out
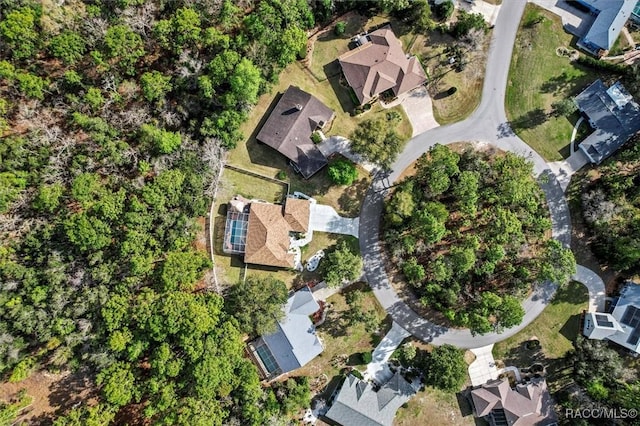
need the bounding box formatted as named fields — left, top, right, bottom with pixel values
left=540, top=71, right=584, bottom=95
left=509, top=108, right=548, bottom=131
left=337, top=177, right=369, bottom=217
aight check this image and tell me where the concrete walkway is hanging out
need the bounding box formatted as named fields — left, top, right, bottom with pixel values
left=573, top=264, right=606, bottom=312
left=364, top=322, right=411, bottom=385
left=468, top=345, right=499, bottom=386
left=309, top=204, right=359, bottom=238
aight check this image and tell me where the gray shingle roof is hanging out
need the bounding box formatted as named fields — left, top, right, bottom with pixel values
left=325, top=372, right=414, bottom=426
left=256, top=86, right=333, bottom=179
left=575, top=80, right=640, bottom=164
left=580, top=0, right=636, bottom=50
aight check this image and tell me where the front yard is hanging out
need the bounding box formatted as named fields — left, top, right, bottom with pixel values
left=493, top=281, right=589, bottom=391
left=506, top=4, right=615, bottom=161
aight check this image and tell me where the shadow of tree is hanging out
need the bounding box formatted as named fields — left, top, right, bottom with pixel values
left=509, top=108, right=548, bottom=131
left=338, top=177, right=370, bottom=217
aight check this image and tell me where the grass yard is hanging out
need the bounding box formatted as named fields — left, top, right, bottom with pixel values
left=395, top=387, right=474, bottom=426
left=409, top=29, right=489, bottom=124
left=493, top=281, right=588, bottom=391
left=506, top=4, right=606, bottom=161
left=295, top=282, right=391, bottom=381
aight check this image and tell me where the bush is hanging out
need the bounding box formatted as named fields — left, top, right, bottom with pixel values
left=334, top=22, right=346, bottom=36
left=576, top=56, right=626, bottom=74
left=9, top=357, right=35, bottom=382
left=276, top=170, right=287, bottom=180
left=362, top=352, right=373, bottom=364
left=328, top=159, right=358, bottom=185
left=311, top=131, right=323, bottom=144
left=435, top=0, right=454, bottom=20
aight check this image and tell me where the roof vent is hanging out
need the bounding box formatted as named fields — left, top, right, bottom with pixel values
left=295, top=104, right=303, bottom=111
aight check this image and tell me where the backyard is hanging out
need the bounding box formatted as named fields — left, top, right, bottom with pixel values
left=492, top=281, right=589, bottom=391
left=506, top=4, right=612, bottom=161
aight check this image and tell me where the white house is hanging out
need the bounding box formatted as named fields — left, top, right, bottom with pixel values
left=583, top=282, right=640, bottom=354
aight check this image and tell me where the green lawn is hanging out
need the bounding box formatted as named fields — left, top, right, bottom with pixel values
left=396, top=385, right=474, bottom=426
left=506, top=4, right=604, bottom=161
left=493, top=281, right=588, bottom=391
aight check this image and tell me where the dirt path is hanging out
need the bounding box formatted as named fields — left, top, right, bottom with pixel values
left=0, top=369, right=97, bottom=423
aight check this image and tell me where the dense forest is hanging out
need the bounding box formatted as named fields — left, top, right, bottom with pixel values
left=580, top=138, right=640, bottom=273
left=383, top=144, right=575, bottom=334
left=0, top=0, right=401, bottom=423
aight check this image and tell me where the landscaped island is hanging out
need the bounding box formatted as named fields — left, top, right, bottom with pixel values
left=383, top=144, right=575, bottom=334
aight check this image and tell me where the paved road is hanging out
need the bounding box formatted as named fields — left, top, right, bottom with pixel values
left=359, top=0, right=574, bottom=349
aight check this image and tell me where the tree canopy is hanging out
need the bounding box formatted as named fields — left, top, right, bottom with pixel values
left=384, top=144, right=574, bottom=334
left=321, top=240, right=363, bottom=287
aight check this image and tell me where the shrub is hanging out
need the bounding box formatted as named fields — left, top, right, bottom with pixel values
left=9, top=357, right=35, bottom=382
left=362, top=352, right=373, bottom=364
left=328, top=159, right=358, bottom=185
left=276, top=170, right=287, bottom=180
left=311, top=131, right=323, bottom=144
left=334, top=22, right=346, bottom=36
left=576, top=56, right=626, bottom=74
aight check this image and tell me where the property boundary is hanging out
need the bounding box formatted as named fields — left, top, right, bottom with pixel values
left=223, top=164, right=290, bottom=201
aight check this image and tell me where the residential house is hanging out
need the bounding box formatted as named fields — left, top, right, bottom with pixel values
left=246, top=286, right=323, bottom=379
left=574, top=0, right=636, bottom=55
left=223, top=195, right=310, bottom=268
left=256, top=86, right=334, bottom=179
left=583, top=282, right=640, bottom=354
left=574, top=79, right=640, bottom=164
left=470, top=377, right=557, bottom=426
left=324, top=371, right=415, bottom=426
left=338, top=26, right=427, bottom=105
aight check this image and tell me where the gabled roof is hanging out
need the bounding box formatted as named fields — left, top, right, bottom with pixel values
left=261, top=287, right=323, bottom=374
left=283, top=197, right=310, bottom=233
left=325, top=372, right=414, bottom=426
left=607, top=282, right=640, bottom=353
left=244, top=198, right=311, bottom=268
left=338, top=26, right=427, bottom=105
left=256, top=86, right=333, bottom=179
left=576, top=80, right=640, bottom=164
left=470, top=378, right=557, bottom=426
left=580, top=0, right=636, bottom=50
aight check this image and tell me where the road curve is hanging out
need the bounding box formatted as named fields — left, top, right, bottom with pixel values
left=359, top=0, right=573, bottom=349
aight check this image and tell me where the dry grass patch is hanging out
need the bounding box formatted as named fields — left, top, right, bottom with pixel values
left=409, top=30, right=489, bottom=124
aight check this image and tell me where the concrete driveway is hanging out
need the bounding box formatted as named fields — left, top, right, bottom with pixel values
left=364, top=322, right=411, bottom=385
left=458, top=0, right=501, bottom=26
left=548, top=149, right=590, bottom=192
left=309, top=204, right=359, bottom=238
left=468, top=345, right=499, bottom=386
left=573, top=264, right=606, bottom=312
left=530, top=0, right=594, bottom=37
left=400, top=86, right=439, bottom=137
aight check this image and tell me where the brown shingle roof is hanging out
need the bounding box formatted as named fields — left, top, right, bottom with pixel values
left=283, top=198, right=310, bottom=233
left=256, top=86, right=334, bottom=179
left=245, top=203, right=295, bottom=268
left=338, top=26, right=427, bottom=105
left=470, top=378, right=557, bottom=426
left=244, top=198, right=311, bottom=268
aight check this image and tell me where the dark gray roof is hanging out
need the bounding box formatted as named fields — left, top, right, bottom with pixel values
left=261, top=287, right=323, bottom=374
left=256, top=86, right=333, bottom=179
left=575, top=80, right=640, bottom=164
left=325, top=372, right=414, bottom=426
left=580, top=0, right=636, bottom=50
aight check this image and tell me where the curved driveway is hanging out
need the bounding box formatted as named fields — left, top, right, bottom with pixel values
left=359, top=0, right=573, bottom=349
